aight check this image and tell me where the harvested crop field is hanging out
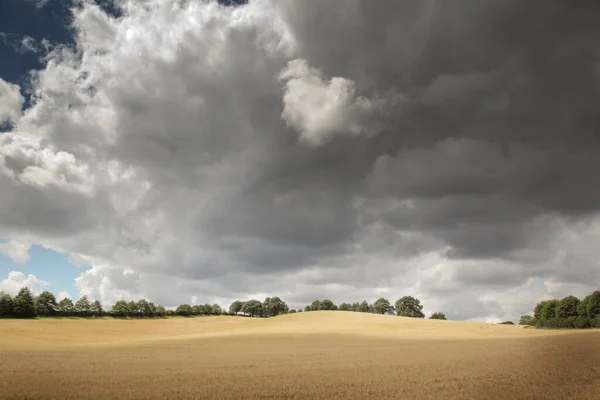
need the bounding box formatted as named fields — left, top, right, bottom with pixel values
left=1, top=312, right=599, bottom=399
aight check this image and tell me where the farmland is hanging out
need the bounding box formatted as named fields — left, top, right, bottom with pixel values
left=1, top=312, right=599, bottom=399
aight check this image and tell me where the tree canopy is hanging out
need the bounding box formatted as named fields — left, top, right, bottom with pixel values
left=395, top=296, right=425, bottom=318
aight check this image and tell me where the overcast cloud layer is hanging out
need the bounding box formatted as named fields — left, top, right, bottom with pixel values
left=1, top=0, right=600, bottom=322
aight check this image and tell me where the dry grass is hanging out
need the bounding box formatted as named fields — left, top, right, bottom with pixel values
left=0, top=312, right=598, bottom=399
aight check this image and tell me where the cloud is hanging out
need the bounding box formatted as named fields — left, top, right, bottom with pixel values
left=0, top=79, right=24, bottom=126
left=279, top=59, right=388, bottom=146
left=0, top=240, right=31, bottom=264
left=0, top=33, right=50, bottom=55
left=1, top=0, right=600, bottom=321
left=57, top=291, right=70, bottom=301
left=0, top=271, right=48, bottom=295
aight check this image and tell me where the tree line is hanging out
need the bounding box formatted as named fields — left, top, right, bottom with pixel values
left=299, top=296, right=447, bottom=319
left=0, top=288, right=449, bottom=321
left=0, top=288, right=226, bottom=319
left=519, top=291, right=600, bottom=329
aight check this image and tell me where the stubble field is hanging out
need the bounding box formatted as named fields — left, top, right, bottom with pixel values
left=0, top=311, right=599, bottom=400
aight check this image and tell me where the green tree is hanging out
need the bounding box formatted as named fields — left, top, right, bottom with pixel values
left=58, top=298, right=76, bottom=316
left=351, top=302, right=360, bottom=312
left=0, top=292, right=15, bottom=317
left=136, top=299, right=156, bottom=317
left=127, top=301, right=139, bottom=316
left=198, top=304, right=211, bottom=315
left=358, top=300, right=370, bottom=313
left=229, top=301, right=243, bottom=315
left=373, top=298, right=394, bottom=315
left=288, top=309, right=297, bottom=313
left=557, top=296, right=580, bottom=319
left=155, top=305, right=167, bottom=317
left=586, top=291, right=600, bottom=319
left=263, top=297, right=288, bottom=317
left=75, top=295, right=92, bottom=317
left=430, top=312, right=447, bottom=320
left=533, top=300, right=548, bottom=321
left=241, top=300, right=263, bottom=317
left=395, top=296, right=425, bottom=318
left=111, top=300, right=129, bottom=317
left=538, top=299, right=560, bottom=328
left=307, top=300, right=322, bottom=311
left=338, top=302, right=352, bottom=311
left=320, top=299, right=337, bottom=311
left=192, top=305, right=203, bottom=315
left=176, top=304, right=193, bottom=316
left=540, top=299, right=559, bottom=319
left=13, top=287, right=36, bottom=318
left=519, top=315, right=536, bottom=326
left=35, top=291, right=57, bottom=316
left=90, top=300, right=103, bottom=316
left=578, top=295, right=590, bottom=317
left=211, top=304, right=222, bottom=315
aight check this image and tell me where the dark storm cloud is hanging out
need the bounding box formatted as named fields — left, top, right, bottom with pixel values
left=273, top=0, right=600, bottom=258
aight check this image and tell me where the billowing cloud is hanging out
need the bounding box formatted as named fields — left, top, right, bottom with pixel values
left=0, top=79, right=24, bottom=126
left=0, top=271, right=48, bottom=295
left=1, top=0, right=599, bottom=321
left=0, top=240, right=31, bottom=265
left=279, top=59, right=388, bottom=146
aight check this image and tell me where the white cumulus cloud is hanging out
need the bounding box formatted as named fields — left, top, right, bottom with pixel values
left=0, top=240, right=31, bottom=265
left=0, top=271, right=48, bottom=295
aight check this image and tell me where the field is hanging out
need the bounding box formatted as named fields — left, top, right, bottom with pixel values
left=1, top=312, right=599, bottom=399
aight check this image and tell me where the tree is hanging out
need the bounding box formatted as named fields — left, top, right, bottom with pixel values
left=338, top=302, right=352, bottom=311
left=351, top=302, right=360, bottom=312
left=0, top=292, right=14, bottom=317
left=557, top=296, right=580, bottom=319
left=35, top=291, right=57, bottom=316
left=241, top=300, right=263, bottom=317
left=320, top=299, right=337, bottom=311
left=155, top=305, right=167, bottom=317
left=176, top=304, right=193, bottom=316
left=585, top=291, right=600, bottom=319
left=75, top=295, right=92, bottom=317
left=136, top=299, right=156, bottom=317
left=91, top=300, right=103, bottom=316
left=58, top=298, right=76, bottom=316
left=540, top=299, right=559, bottom=320
left=519, top=315, right=536, bottom=326
left=395, top=296, right=425, bottom=318
left=373, top=298, right=394, bottom=315
left=533, top=300, right=548, bottom=321
left=263, top=297, right=288, bottom=317
left=111, top=300, right=129, bottom=317
left=358, top=300, right=370, bottom=313
left=430, top=312, right=447, bottom=320
left=306, top=300, right=322, bottom=311
left=192, top=305, right=203, bottom=315
left=211, top=304, right=222, bottom=315
left=288, top=309, right=297, bottom=314
left=538, top=299, right=560, bottom=328
left=499, top=321, right=514, bottom=325
left=127, top=301, right=139, bottom=316
left=13, top=287, right=36, bottom=318
left=229, top=301, right=243, bottom=315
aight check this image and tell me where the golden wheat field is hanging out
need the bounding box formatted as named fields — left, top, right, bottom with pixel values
left=0, top=312, right=599, bottom=400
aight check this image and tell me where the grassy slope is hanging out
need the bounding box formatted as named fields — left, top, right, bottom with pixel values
left=0, top=311, right=578, bottom=350
left=1, top=312, right=599, bottom=399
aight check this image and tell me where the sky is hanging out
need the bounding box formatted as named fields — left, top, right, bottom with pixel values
left=0, top=0, right=599, bottom=323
